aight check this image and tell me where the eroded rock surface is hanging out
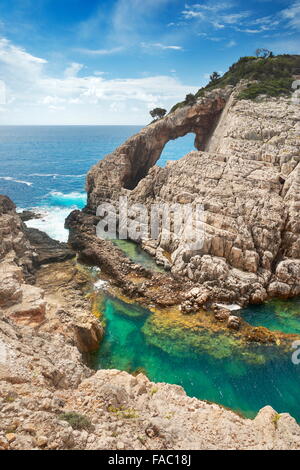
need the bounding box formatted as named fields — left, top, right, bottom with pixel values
left=81, top=89, right=300, bottom=306
left=86, top=87, right=231, bottom=206
left=0, top=195, right=102, bottom=352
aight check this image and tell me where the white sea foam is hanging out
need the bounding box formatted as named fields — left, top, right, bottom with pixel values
left=43, top=191, right=87, bottom=209
left=28, top=173, right=85, bottom=178
left=94, top=279, right=108, bottom=290
left=19, top=191, right=87, bottom=242
left=216, top=303, right=242, bottom=311
left=0, top=176, right=33, bottom=186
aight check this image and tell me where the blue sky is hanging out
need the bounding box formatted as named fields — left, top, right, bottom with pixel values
left=0, top=0, right=299, bottom=124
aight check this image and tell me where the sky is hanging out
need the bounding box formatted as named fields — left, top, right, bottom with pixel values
left=0, top=0, right=299, bottom=125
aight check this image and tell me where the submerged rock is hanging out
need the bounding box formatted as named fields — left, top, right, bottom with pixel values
left=18, top=210, right=42, bottom=222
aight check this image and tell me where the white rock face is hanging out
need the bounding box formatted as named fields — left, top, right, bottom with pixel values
left=118, top=94, right=300, bottom=305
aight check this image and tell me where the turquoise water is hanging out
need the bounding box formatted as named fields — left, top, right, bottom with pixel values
left=112, top=239, right=165, bottom=273
left=0, top=126, right=196, bottom=241
left=93, top=293, right=300, bottom=421
left=242, top=298, right=300, bottom=335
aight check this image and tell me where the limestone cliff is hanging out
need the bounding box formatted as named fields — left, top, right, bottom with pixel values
left=0, top=196, right=102, bottom=351
left=82, top=86, right=299, bottom=307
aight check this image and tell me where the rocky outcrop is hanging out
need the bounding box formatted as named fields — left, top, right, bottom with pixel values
left=0, top=196, right=35, bottom=282
left=86, top=87, right=232, bottom=208
left=81, top=89, right=299, bottom=306
left=25, top=227, right=75, bottom=266
left=66, top=210, right=191, bottom=307
left=34, top=260, right=104, bottom=353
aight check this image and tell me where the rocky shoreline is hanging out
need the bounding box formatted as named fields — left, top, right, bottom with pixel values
left=1, top=79, right=300, bottom=449
left=1, top=196, right=300, bottom=449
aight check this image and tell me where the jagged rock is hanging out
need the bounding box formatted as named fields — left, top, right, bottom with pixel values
left=214, top=309, right=230, bottom=322
left=7, top=285, right=46, bottom=325
left=0, top=262, right=23, bottom=308
left=0, top=196, right=16, bottom=214
left=18, top=210, right=42, bottom=222
left=73, top=321, right=103, bottom=353
left=227, top=315, right=241, bottom=330
left=25, top=227, right=75, bottom=266
left=0, top=196, right=103, bottom=353
left=0, top=195, right=35, bottom=280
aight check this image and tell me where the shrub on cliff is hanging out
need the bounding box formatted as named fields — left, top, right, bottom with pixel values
left=169, top=54, right=300, bottom=112
left=184, top=93, right=196, bottom=105
left=59, top=412, right=92, bottom=430
left=238, top=77, right=293, bottom=100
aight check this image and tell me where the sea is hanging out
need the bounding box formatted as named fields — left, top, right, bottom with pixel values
left=0, top=125, right=195, bottom=241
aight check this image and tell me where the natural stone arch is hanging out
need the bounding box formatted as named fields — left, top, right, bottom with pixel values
left=86, top=88, right=232, bottom=211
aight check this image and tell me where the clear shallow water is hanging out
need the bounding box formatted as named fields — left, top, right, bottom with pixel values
left=0, top=126, right=195, bottom=240
left=112, top=239, right=165, bottom=273
left=94, top=293, right=300, bottom=421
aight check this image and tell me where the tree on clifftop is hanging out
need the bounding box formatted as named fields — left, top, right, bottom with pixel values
left=149, top=108, right=167, bottom=120
left=209, top=71, right=221, bottom=83
left=255, top=48, right=273, bottom=58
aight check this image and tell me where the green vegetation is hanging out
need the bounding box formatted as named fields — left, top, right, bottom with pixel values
left=272, top=413, right=281, bottom=430
left=170, top=54, right=300, bottom=112
left=58, top=412, right=92, bottom=430
left=184, top=93, right=197, bottom=105
left=150, top=107, right=167, bottom=120
left=108, top=405, right=139, bottom=419
left=238, top=78, right=293, bottom=100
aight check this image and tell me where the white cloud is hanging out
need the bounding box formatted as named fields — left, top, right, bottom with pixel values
left=64, top=62, right=84, bottom=78
left=75, top=46, right=124, bottom=55
left=182, top=2, right=250, bottom=28
left=226, top=39, right=237, bottom=47
left=141, top=42, right=183, bottom=50
left=182, top=10, right=205, bottom=20
left=281, top=1, right=300, bottom=30
left=0, top=36, right=196, bottom=125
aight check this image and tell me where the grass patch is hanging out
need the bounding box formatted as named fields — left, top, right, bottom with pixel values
left=58, top=412, right=92, bottom=431
left=108, top=405, right=139, bottom=419
left=272, top=413, right=281, bottom=430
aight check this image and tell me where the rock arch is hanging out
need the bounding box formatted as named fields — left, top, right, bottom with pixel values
left=86, top=88, right=232, bottom=211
